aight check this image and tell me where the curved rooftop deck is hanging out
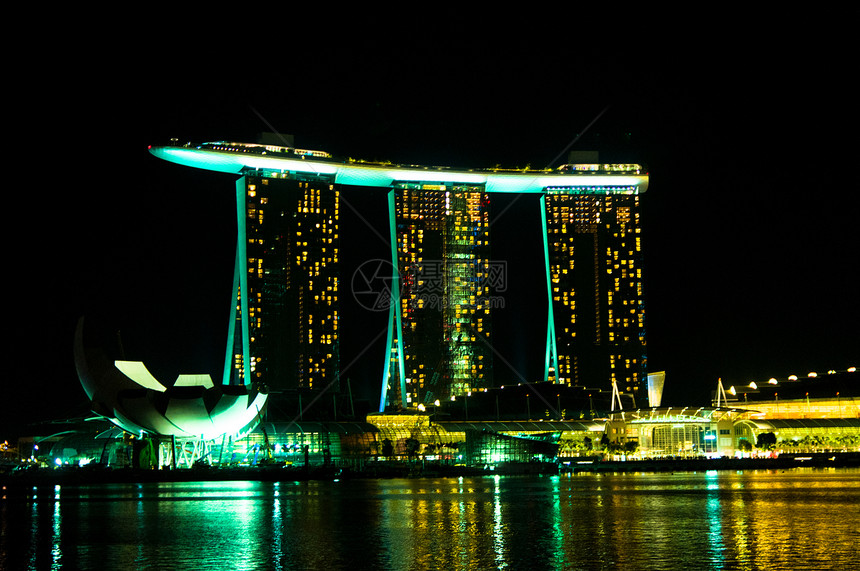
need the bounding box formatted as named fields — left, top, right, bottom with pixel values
left=149, top=141, right=649, bottom=194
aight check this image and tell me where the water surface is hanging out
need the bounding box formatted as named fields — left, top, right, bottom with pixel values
left=2, top=469, right=858, bottom=570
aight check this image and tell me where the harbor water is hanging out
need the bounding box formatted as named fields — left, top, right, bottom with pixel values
left=2, top=469, right=859, bottom=570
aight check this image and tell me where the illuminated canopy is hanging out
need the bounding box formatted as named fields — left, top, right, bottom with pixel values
left=149, top=144, right=649, bottom=194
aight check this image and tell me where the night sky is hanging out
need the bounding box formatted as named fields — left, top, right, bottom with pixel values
left=5, top=9, right=857, bottom=440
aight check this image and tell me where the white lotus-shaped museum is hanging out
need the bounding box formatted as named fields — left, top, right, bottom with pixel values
left=74, top=318, right=267, bottom=440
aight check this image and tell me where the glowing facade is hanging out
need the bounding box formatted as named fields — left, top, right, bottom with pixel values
left=382, top=183, right=493, bottom=409
left=150, top=141, right=650, bottom=413
left=228, top=170, right=340, bottom=392
left=73, top=318, right=267, bottom=441
left=542, top=182, right=648, bottom=400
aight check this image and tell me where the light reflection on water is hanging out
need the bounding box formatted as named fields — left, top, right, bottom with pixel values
left=2, top=469, right=859, bottom=570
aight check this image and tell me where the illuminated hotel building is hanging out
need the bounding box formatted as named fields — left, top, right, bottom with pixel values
left=382, top=183, right=493, bottom=409
left=202, top=140, right=341, bottom=393
left=149, top=141, right=649, bottom=412
left=542, top=162, right=647, bottom=400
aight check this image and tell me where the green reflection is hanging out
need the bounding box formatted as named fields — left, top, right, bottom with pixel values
left=4, top=472, right=860, bottom=570
left=706, top=486, right=725, bottom=568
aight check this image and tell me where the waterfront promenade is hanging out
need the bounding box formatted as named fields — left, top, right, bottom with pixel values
left=3, top=452, right=859, bottom=486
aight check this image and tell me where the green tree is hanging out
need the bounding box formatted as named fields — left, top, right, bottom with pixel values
left=622, top=440, right=638, bottom=457
left=599, top=434, right=610, bottom=452
left=756, top=432, right=777, bottom=451
left=778, top=438, right=797, bottom=451
left=405, top=438, right=419, bottom=460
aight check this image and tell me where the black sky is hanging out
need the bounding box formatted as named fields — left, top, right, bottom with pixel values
left=5, top=8, right=857, bottom=439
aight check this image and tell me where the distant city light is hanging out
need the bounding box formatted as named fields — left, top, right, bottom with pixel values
left=747, top=367, right=855, bottom=386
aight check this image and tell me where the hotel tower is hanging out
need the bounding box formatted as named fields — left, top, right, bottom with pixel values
left=150, top=139, right=648, bottom=412
left=381, top=182, right=493, bottom=410
left=215, top=138, right=341, bottom=394
left=542, top=182, right=647, bottom=401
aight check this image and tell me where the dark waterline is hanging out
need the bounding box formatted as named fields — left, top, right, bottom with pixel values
left=3, top=469, right=859, bottom=570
